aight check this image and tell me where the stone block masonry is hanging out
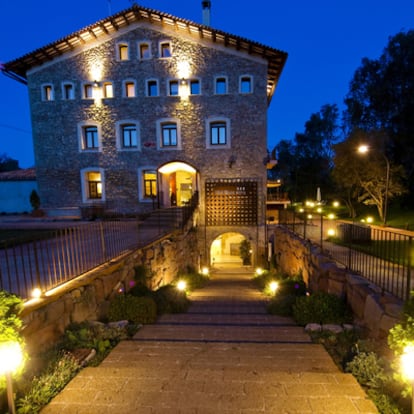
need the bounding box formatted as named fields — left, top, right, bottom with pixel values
left=21, top=228, right=199, bottom=353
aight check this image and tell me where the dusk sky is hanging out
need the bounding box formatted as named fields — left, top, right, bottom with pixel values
left=1, top=0, right=413, bottom=168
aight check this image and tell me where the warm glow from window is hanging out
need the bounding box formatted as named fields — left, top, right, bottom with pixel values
left=159, top=162, right=196, bottom=174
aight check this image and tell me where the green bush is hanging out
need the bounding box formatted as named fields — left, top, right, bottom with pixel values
left=16, top=351, right=80, bottom=414
left=108, top=295, right=157, bottom=324
left=267, top=294, right=297, bottom=316
left=152, top=285, right=190, bottom=314
left=346, top=352, right=388, bottom=389
left=292, top=291, right=351, bottom=325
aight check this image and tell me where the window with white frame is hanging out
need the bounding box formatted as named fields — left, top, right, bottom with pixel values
left=81, top=168, right=105, bottom=202
left=103, top=82, right=114, bottom=98
left=124, top=81, right=136, bottom=97
left=159, top=41, right=172, bottom=58
left=138, top=42, right=151, bottom=59
left=78, top=122, right=101, bottom=151
left=240, top=75, right=253, bottom=93
left=117, top=43, right=129, bottom=61
left=147, top=79, right=159, bottom=97
left=116, top=121, right=139, bottom=150
left=190, top=79, right=201, bottom=95
left=168, top=80, right=179, bottom=96
left=161, top=122, right=177, bottom=147
left=42, top=84, right=54, bottom=101
left=206, top=118, right=231, bottom=149
left=62, top=82, right=75, bottom=100
left=215, top=77, right=227, bottom=94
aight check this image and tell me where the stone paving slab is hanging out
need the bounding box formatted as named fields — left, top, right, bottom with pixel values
left=41, top=267, right=378, bottom=413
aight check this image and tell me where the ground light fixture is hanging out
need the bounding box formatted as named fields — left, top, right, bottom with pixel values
left=255, top=268, right=264, bottom=276
left=401, top=344, right=414, bottom=414
left=201, top=267, right=209, bottom=276
left=176, top=280, right=187, bottom=292
left=0, top=341, right=23, bottom=414
left=269, top=281, right=279, bottom=294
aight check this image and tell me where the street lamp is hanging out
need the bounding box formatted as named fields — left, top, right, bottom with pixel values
left=0, top=341, right=23, bottom=414
left=401, top=344, right=414, bottom=414
left=358, top=145, right=390, bottom=227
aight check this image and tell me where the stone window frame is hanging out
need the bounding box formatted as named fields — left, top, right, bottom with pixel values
left=159, top=40, right=172, bottom=58
left=239, top=75, right=254, bottom=94
left=115, top=120, right=141, bottom=151
left=167, top=79, right=180, bottom=97
left=41, top=83, right=54, bottom=101
left=214, top=76, right=228, bottom=95
left=80, top=167, right=106, bottom=203
left=137, top=166, right=158, bottom=202
left=116, top=42, right=130, bottom=61
left=122, top=79, right=136, bottom=98
left=146, top=79, right=159, bottom=97
left=61, top=81, right=75, bottom=100
left=138, top=41, right=151, bottom=60
left=78, top=120, right=102, bottom=152
left=82, top=82, right=95, bottom=100
left=206, top=116, right=231, bottom=149
left=156, top=118, right=182, bottom=150
left=189, top=78, right=201, bottom=95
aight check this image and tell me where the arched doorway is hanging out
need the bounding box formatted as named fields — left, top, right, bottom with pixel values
left=158, top=161, right=198, bottom=207
left=210, top=232, right=248, bottom=267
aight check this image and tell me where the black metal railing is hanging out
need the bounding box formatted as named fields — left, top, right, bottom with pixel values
left=278, top=210, right=413, bottom=301
left=0, top=195, right=200, bottom=301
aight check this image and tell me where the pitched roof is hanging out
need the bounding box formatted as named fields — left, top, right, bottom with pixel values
left=2, top=4, right=287, bottom=102
left=0, top=168, right=36, bottom=181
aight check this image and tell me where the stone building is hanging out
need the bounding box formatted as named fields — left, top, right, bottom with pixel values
left=3, top=3, right=287, bottom=267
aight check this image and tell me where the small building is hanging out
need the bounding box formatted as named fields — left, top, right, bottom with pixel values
left=2, top=3, right=287, bottom=266
left=0, top=168, right=37, bottom=213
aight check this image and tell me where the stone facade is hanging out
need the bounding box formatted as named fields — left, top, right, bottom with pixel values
left=272, top=226, right=403, bottom=338
left=5, top=5, right=287, bottom=268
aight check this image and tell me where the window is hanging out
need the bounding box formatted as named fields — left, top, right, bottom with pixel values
left=121, top=124, right=138, bottom=148
left=42, top=84, right=54, bottom=101
left=240, top=76, right=253, bottom=93
left=210, top=122, right=227, bottom=145
left=103, top=82, right=114, bottom=98
left=124, top=81, right=136, bottom=97
left=160, top=41, right=171, bottom=58
left=62, top=82, right=75, bottom=100
left=117, top=43, right=129, bottom=61
left=215, top=77, right=227, bottom=94
left=138, top=42, right=151, bottom=59
left=81, top=168, right=105, bottom=202
left=82, top=126, right=99, bottom=150
left=143, top=170, right=157, bottom=198
left=190, top=79, right=200, bottom=95
left=161, top=123, right=177, bottom=147
left=206, top=118, right=231, bottom=149
left=147, top=80, right=159, bottom=97
left=83, top=83, right=94, bottom=99
left=168, top=80, right=179, bottom=96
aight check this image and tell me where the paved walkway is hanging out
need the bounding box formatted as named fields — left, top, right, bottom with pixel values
left=41, top=265, right=378, bottom=413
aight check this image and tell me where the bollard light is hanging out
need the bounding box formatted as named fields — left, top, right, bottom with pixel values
left=401, top=344, right=414, bottom=414
left=255, top=267, right=264, bottom=276
left=269, top=281, right=279, bottom=294
left=201, top=267, right=209, bottom=276
left=0, top=341, right=23, bottom=414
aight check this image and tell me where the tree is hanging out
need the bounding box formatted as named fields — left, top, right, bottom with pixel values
left=344, top=30, right=414, bottom=202
left=0, top=153, right=19, bottom=172
left=273, top=104, right=341, bottom=202
left=332, top=129, right=406, bottom=222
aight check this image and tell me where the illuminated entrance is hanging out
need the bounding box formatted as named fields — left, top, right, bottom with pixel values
left=210, top=232, right=246, bottom=266
left=158, top=162, right=198, bottom=207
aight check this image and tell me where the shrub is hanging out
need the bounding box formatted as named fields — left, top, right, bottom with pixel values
left=292, top=291, right=351, bottom=325
left=108, top=295, right=157, bottom=324
left=152, top=285, right=190, bottom=314
left=346, top=352, right=388, bottom=389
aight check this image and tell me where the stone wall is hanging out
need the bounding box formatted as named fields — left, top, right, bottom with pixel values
left=273, top=226, right=403, bottom=338
left=21, top=228, right=199, bottom=353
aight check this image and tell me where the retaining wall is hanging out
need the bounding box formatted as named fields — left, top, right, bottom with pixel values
left=273, top=226, right=403, bottom=338
left=21, top=228, right=199, bottom=353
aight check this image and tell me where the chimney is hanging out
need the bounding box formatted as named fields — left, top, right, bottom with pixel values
left=202, top=1, right=211, bottom=26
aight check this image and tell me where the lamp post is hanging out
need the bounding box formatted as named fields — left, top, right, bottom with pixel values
left=0, top=341, right=23, bottom=414
left=358, top=145, right=390, bottom=227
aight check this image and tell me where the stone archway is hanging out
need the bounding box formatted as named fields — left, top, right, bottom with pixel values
left=210, top=232, right=247, bottom=267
